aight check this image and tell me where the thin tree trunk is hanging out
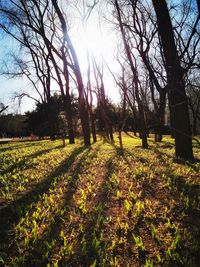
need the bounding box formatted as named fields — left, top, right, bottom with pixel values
left=91, top=114, right=97, bottom=142
left=86, top=51, right=97, bottom=143
left=155, top=92, right=166, bottom=142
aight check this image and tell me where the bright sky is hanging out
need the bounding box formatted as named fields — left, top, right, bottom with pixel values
left=0, top=1, right=121, bottom=114
left=73, top=4, right=121, bottom=102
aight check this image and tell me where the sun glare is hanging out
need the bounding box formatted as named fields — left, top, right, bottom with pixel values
left=74, top=19, right=117, bottom=71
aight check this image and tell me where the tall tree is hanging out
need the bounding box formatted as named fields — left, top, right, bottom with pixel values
left=92, top=58, right=114, bottom=141
left=152, top=0, right=194, bottom=160
left=114, top=0, right=148, bottom=148
left=0, top=0, right=76, bottom=144
left=51, top=0, right=91, bottom=145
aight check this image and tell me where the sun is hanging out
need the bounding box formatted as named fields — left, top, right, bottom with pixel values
left=73, top=17, right=117, bottom=71
left=83, top=25, right=103, bottom=54
left=70, top=11, right=120, bottom=103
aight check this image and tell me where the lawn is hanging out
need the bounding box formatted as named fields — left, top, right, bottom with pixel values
left=0, top=135, right=199, bottom=267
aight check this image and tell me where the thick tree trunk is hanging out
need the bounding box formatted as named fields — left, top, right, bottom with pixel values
left=152, top=0, right=193, bottom=160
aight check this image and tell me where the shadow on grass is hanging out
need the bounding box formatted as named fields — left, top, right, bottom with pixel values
left=112, top=140, right=200, bottom=266
left=108, top=140, right=148, bottom=166
left=0, top=145, right=63, bottom=176
left=0, top=141, right=46, bottom=153
left=149, top=145, right=200, bottom=266
left=64, top=153, right=118, bottom=267
left=0, top=145, right=88, bottom=247
left=151, top=143, right=200, bottom=172
left=124, top=131, right=139, bottom=139
left=17, top=145, right=93, bottom=267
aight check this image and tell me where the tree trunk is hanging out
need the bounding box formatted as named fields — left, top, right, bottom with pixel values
left=90, top=112, right=97, bottom=143
left=109, top=125, right=114, bottom=142
left=62, top=138, right=66, bottom=147
left=193, top=116, right=197, bottom=136
left=79, top=101, right=91, bottom=145
left=155, top=91, right=166, bottom=142
left=152, top=0, right=193, bottom=160
left=138, top=107, right=148, bottom=148
left=118, top=129, right=124, bottom=154
left=135, top=84, right=148, bottom=148
left=63, top=95, right=75, bottom=144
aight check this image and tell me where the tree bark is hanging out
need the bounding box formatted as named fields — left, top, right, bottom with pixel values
left=152, top=0, right=193, bottom=160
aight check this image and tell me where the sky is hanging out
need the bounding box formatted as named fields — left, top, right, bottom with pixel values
left=0, top=0, right=199, bottom=114
left=0, top=1, right=121, bottom=114
left=0, top=33, right=37, bottom=114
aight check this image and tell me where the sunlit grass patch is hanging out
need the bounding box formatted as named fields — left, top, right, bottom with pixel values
left=0, top=135, right=199, bottom=266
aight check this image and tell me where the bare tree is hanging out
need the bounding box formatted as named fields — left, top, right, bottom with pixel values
left=107, top=59, right=128, bottom=151
left=92, top=58, right=114, bottom=141
left=114, top=0, right=148, bottom=148
left=0, top=0, right=81, bottom=144
left=152, top=0, right=194, bottom=160
left=51, top=0, right=91, bottom=145
left=86, top=52, right=97, bottom=143
left=187, top=77, right=200, bottom=136
left=0, top=104, right=8, bottom=114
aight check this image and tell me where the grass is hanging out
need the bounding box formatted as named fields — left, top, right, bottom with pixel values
left=0, top=134, right=199, bottom=267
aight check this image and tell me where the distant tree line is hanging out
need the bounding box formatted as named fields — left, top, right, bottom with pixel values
left=1, top=93, right=199, bottom=141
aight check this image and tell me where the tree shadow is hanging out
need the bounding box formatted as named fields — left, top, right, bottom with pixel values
left=151, top=144, right=200, bottom=172
left=108, top=140, right=147, bottom=166
left=0, top=145, right=63, bottom=176
left=0, top=141, right=45, bottom=153
left=124, top=131, right=139, bottom=139
left=149, top=145, right=200, bottom=266
left=111, top=140, right=200, bottom=266
left=16, top=145, right=93, bottom=267
left=62, top=153, right=118, bottom=267
left=0, top=145, right=88, bottom=248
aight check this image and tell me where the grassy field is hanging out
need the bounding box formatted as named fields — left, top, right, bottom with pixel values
left=0, top=135, right=199, bottom=267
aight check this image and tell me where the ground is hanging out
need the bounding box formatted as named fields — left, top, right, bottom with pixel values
left=0, top=134, right=199, bottom=267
